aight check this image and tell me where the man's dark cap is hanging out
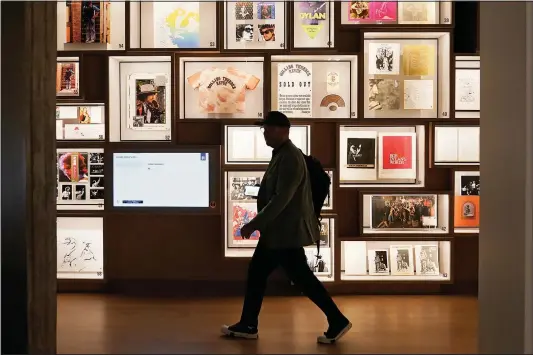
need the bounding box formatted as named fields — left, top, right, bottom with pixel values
left=254, top=111, right=291, bottom=128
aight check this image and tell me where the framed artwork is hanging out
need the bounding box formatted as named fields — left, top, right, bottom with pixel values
left=56, top=148, right=104, bottom=210
left=389, top=245, right=415, bottom=276
left=433, top=125, right=480, bottom=166
left=56, top=57, right=80, bottom=97
left=414, top=245, right=440, bottom=276
left=455, top=56, right=481, bottom=117
left=305, top=247, right=332, bottom=275
left=367, top=249, right=389, bottom=275
left=56, top=104, right=105, bottom=141
left=363, top=31, right=451, bottom=119
left=224, top=1, right=287, bottom=50
left=339, top=125, right=425, bottom=187
left=224, top=125, right=310, bottom=164
left=58, top=1, right=125, bottom=51
left=57, top=217, right=104, bottom=279
left=454, top=170, right=480, bottom=232
left=129, top=2, right=218, bottom=49
left=179, top=57, right=264, bottom=119
left=270, top=55, right=357, bottom=119
left=292, top=1, right=335, bottom=49
left=109, top=56, right=172, bottom=142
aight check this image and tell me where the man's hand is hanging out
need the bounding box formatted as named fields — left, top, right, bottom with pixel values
left=240, top=223, right=256, bottom=239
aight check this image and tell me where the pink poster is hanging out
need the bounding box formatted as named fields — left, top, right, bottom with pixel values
left=348, top=1, right=397, bottom=23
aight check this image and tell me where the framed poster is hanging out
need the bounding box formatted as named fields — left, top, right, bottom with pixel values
left=293, top=1, right=335, bottom=49
left=271, top=55, right=357, bottom=119
left=129, top=2, right=218, bottom=49
left=363, top=31, right=451, bottom=119
left=56, top=104, right=105, bottom=141
left=224, top=125, right=310, bottom=164
left=57, top=148, right=104, bottom=210
left=224, top=1, right=287, bottom=50
left=455, top=56, right=480, bottom=117
left=361, top=192, right=450, bottom=235
left=56, top=57, right=80, bottom=97
left=57, top=217, right=104, bottom=280
left=453, top=170, right=480, bottom=233
left=57, top=1, right=125, bottom=51
left=109, top=56, right=172, bottom=141
left=339, top=125, right=425, bottom=187
left=179, top=57, right=264, bottom=119
left=433, top=125, right=480, bottom=166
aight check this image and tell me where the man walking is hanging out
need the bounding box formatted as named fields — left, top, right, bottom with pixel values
left=221, top=111, right=351, bottom=344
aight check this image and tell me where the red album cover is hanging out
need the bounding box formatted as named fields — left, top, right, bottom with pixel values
left=381, top=135, right=413, bottom=170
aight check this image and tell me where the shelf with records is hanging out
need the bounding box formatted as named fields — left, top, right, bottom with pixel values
left=224, top=125, right=310, bottom=165
left=57, top=1, right=125, bottom=51
left=339, top=125, right=425, bottom=188
left=363, top=31, right=451, bottom=119
left=360, top=192, right=450, bottom=235
left=178, top=56, right=264, bottom=120
left=129, top=2, right=218, bottom=50
left=57, top=148, right=105, bottom=211
left=455, top=56, right=480, bottom=119
left=432, top=124, right=480, bottom=166
left=57, top=216, right=104, bottom=280
left=341, top=1, right=453, bottom=26
left=340, top=240, right=451, bottom=282
left=224, top=1, right=287, bottom=50
left=108, top=56, right=172, bottom=142
left=453, top=170, right=479, bottom=234
left=291, top=1, right=335, bottom=49
left=56, top=103, right=105, bottom=141
left=57, top=57, right=80, bottom=98
left=270, top=55, right=357, bottom=119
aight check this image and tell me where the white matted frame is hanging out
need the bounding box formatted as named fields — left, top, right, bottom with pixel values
left=56, top=57, right=80, bottom=98
left=362, top=193, right=449, bottom=235
left=224, top=1, right=287, bottom=50
left=57, top=1, right=125, bottom=51
left=224, top=125, right=311, bottom=165
left=56, top=103, right=106, bottom=141
left=179, top=56, right=265, bottom=119
left=455, top=55, right=480, bottom=118
left=363, top=31, right=451, bottom=119
left=453, top=170, right=480, bottom=234
left=271, top=55, right=357, bottom=119
left=304, top=215, right=335, bottom=282
left=57, top=148, right=105, bottom=211
left=129, top=2, right=218, bottom=49
left=339, top=125, right=425, bottom=187
left=57, top=217, right=104, bottom=280
left=292, top=1, right=335, bottom=49
left=341, top=240, right=451, bottom=281
left=109, top=56, right=172, bottom=142
left=433, top=125, right=480, bottom=166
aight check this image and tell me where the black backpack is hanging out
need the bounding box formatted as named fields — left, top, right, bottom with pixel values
left=300, top=150, right=331, bottom=253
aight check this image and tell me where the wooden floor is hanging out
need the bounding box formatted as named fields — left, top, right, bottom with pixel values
left=57, top=294, right=477, bottom=354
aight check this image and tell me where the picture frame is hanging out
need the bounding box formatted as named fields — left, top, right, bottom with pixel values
left=292, top=1, right=335, bottom=49
left=56, top=57, right=80, bottom=98
left=56, top=103, right=105, bottom=141
left=453, top=170, right=480, bottom=233
left=433, top=124, right=480, bottom=166
left=455, top=55, right=481, bottom=118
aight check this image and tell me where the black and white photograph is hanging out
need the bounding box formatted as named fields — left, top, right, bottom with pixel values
left=368, top=79, right=401, bottom=111
left=390, top=246, right=414, bottom=275
left=90, top=153, right=104, bottom=164
left=89, top=189, right=104, bottom=200
left=90, top=177, right=104, bottom=188
left=236, top=24, right=254, bottom=42
left=368, top=43, right=400, bottom=75
left=75, top=185, right=86, bottom=200
left=368, top=249, right=389, bottom=274
left=416, top=245, right=440, bottom=275
left=460, top=175, right=480, bottom=196
left=90, top=165, right=104, bottom=175
left=305, top=249, right=330, bottom=274
left=346, top=137, right=376, bottom=168
left=132, top=116, right=144, bottom=128
left=235, top=1, right=254, bottom=20
left=319, top=220, right=330, bottom=247
left=61, top=185, right=72, bottom=200
left=371, top=195, right=437, bottom=230
left=230, top=177, right=261, bottom=201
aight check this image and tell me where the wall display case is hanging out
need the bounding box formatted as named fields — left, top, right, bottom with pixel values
left=179, top=56, right=264, bottom=119
left=270, top=55, right=357, bottom=119
left=57, top=217, right=104, bottom=280
left=292, top=1, right=335, bottom=49
left=224, top=125, right=310, bottom=165
left=341, top=1, right=452, bottom=26
left=57, top=148, right=105, bottom=210
left=56, top=103, right=105, bottom=141
left=129, top=2, right=218, bottom=49
left=455, top=56, right=480, bottom=118
left=453, top=170, right=479, bottom=233
left=363, top=31, right=451, bottom=119
left=56, top=57, right=80, bottom=97
left=341, top=240, right=451, bottom=281
left=109, top=56, right=172, bottom=142
left=224, top=1, right=287, bottom=50
left=339, top=125, right=425, bottom=187
left=305, top=215, right=335, bottom=282
left=361, top=193, right=450, bottom=235
left=433, top=125, right=480, bottom=166
left=57, top=1, right=125, bottom=51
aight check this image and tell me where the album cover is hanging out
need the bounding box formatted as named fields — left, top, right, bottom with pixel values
left=348, top=1, right=370, bottom=21
left=390, top=245, right=415, bottom=276
left=153, top=2, right=200, bottom=48
left=402, top=45, right=435, bottom=76
left=235, top=2, right=254, bottom=20
left=232, top=203, right=260, bottom=240
left=368, top=79, right=400, bottom=111
left=128, top=75, right=167, bottom=130
left=257, top=2, right=276, bottom=19
left=236, top=24, right=255, bottom=42
left=348, top=1, right=397, bottom=23
left=380, top=134, right=413, bottom=170
left=56, top=62, right=79, bottom=96
left=460, top=175, right=480, bottom=196
left=415, top=245, right=440, bottom=275
left=258, top=24, right=276, bottom=42
left=346, top=137, right=375, bottom=168
left=454, top=195, right=479, bottom=228
left=66, top=1, right=111, bottom=44
left=398, top=2, right=436, bottom=24
left=371, top=195, right=437, bottom=229
left=368, top=249, right=389, bottom=275
left=299, top=1, right=327, bottom=39
left=368, top=43, right=400, bottom=75
left=230, top=176, right=261, bottom=201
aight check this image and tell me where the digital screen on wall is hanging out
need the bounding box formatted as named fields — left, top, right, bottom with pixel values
left=113, top=152, right=210, bottom=208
